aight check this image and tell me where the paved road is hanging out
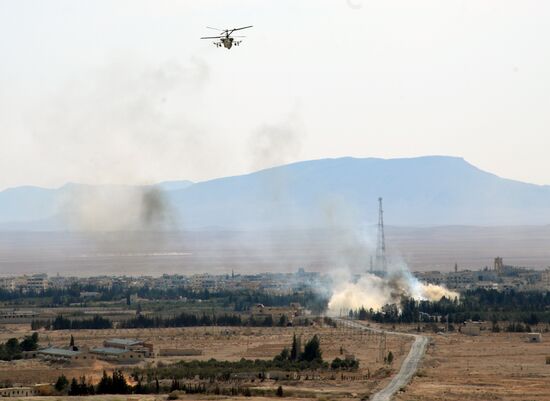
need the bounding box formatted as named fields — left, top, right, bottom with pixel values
left=335, top=319, right=428, bottom=401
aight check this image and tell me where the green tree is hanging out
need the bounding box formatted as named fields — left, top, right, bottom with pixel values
left=276, top=385, right=284, bottom=397
left=290, top=333, right=299, bottom=361
left=5, top=338, right=19, bottom=352
left=112, top=370, right=129, bottom=394
left=68, top=378, right=79, bottom=396
left=54, top=374, right=69, bottom=392
left=301, top=335, right=322, bottom=362
left=277, top=347, right=290, bottom=361
left=20, top=333, right=39, bottom=351
left=387, top=351, right=394, bottom=365
left=96, top=371, right=113, bottom=394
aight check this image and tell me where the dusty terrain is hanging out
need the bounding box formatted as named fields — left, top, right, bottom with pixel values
left=3, top=323, right=550, bottom=400
left=0, top=324, right=411, bottom=400
left=395, top=329, right=550, bottom=401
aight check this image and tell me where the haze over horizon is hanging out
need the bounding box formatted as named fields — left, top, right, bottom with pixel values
left=1, top=1, right=550, bottom=190
left=3, top=155, right=550, bottom=232
left=3, top=154, right=550, bottom=191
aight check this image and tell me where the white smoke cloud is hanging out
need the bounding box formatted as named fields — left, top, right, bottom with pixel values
left=327, top=256, right=459, bottom=315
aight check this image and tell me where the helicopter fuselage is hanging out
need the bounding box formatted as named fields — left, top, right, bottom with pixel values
left=221, top=37, right=234, bottom=49
left=215, top=36, right=240, bottom=49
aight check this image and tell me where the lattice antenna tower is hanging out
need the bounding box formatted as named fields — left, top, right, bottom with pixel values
left=375, top=197, right=387, bottom=273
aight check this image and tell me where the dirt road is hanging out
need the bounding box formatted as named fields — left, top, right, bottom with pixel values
left=336, top=319, right=428, bottom=401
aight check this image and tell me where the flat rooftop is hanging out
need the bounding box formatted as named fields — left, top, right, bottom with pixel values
left=91, top=347, right=130, bottom=355
left=39, top=347, right=81, bottom=357
left=104, top=338, right=142, bottom=346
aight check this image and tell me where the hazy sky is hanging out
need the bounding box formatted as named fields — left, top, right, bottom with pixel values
left=0, top=0, right=549, bottom=190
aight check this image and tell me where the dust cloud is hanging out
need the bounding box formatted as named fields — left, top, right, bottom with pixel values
left=327, top=259, right=459, bottom=315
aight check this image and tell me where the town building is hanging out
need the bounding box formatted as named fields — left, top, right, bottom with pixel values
left=90, top=347, right=145, bottom=363
left=103, top=338, right=155, bottom=357
left=249, top=303, right=304, bottom=324
left=31, top=346, right=95, bottom=364
left=0, top=387, right=38, bottom=397
left=0, top=310, right=38, bottom=323
left=461, top=320, right=482, bottom=336
left=526, top=332, right=542, bottom=343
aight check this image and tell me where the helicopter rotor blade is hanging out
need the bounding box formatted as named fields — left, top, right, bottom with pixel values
left=200, top=36, right=222, bottom=39
left=228, top=25, right=253, bottom=35
left=206, top=26, right=225, bottom=31
left=232, top=25, right=253, bottom=32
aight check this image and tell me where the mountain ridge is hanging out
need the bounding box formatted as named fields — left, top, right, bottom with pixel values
left=2, top=156, right=550, bottom=230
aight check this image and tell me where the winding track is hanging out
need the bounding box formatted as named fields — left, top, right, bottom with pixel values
left=335, top=319, right=428, bottom=401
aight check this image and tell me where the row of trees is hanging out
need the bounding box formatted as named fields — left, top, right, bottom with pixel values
left=121, top=312, right=247, bottom=329
left=35, top=311, right=301, bottom=331
left=31, top=315, right=113, bottom=330
left=56, top=371, right=132, bottom=395
left=275, top=334, right=359, bottom=371
left=0, top=281, right=328, bottom=314
left=330, top=357, right=359, bottom=370
left=139, top=356, right=329, bottom=381
left=351, top=289, right=550, bottom=324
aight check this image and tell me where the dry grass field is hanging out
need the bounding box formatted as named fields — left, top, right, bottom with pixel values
left=0, top=324, right=412, bottom=400
left=3, top=323, right=550, bottom=400
left=395, top=330, right=550, bottom=401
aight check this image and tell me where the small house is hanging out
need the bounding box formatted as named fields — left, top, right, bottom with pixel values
left=526, top=332, right=542, bottom=343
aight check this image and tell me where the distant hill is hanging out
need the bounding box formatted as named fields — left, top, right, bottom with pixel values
left=169, top=156, right=550, bottom=228
left=2, top=156, right=550, bottom=230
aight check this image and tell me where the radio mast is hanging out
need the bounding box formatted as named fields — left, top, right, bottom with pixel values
left=375, top=197, right=387, bottom=274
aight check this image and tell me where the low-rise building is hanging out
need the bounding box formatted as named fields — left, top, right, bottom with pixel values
left=159, top=348, right=202, bottom=357
left=103, top=338, right=154, bottom=357
left=0, top=387, right=38, bottom=397
left=461, top=320, right=482, bottom=336
left=0, top=310, right=38, bottom=323
left=90, top=347, right=144, bottom=363
left=25, top=274, right=48, bottom=292
left=249, top=303, right=304, bottom=324
left=526, top=332, right=542, bottom=343
left=32, top=346, right=95, bottom=364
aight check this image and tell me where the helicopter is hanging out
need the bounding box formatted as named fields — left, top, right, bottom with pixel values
left=200, top=25, right=253, bottom=49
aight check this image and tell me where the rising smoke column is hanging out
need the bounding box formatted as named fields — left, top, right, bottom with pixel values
left=327, top=197, right=459, bottom=315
